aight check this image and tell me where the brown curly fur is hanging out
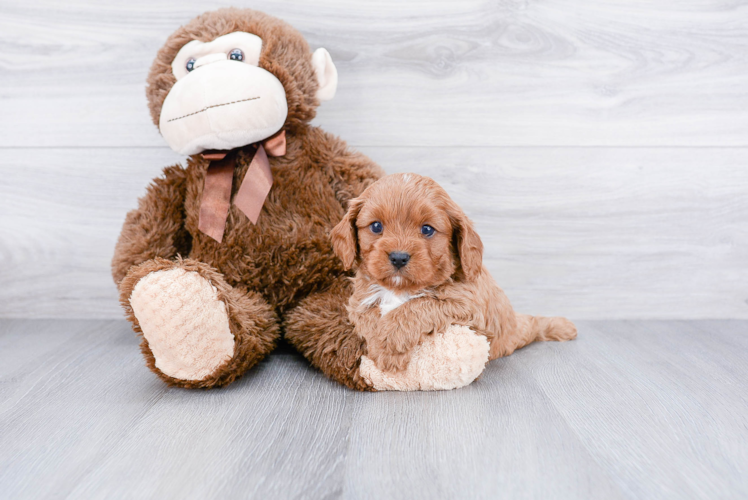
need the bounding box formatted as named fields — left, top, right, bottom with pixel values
left=113, top=8, right=383, bottom=389
left=118, top=257, right=280, bottom=388
left=283, top=277, right=372, bottom=391
left=331, top=173, right=578, bottom=373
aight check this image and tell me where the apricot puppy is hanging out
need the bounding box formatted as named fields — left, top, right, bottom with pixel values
left=331, top=173, right=577, bottom=375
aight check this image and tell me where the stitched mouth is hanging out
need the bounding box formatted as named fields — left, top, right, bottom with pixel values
left=167, top=96, right=260, bottom=123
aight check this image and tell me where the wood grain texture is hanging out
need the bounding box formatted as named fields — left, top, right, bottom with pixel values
left=516, top=320, right=748, bottom=499
left=0, top=0, right=746, bottom=147
left=0, top=1, right=746, bottom=319
left=1, top=147, right=746, bottom=319
left=1, top=319, right=747, bottom=499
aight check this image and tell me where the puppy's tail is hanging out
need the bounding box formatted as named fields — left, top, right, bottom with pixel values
left=516, top=314, right=577, bottom=343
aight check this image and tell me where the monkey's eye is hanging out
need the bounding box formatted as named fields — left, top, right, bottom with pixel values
left=421, top=225, right=435, bottom=237
left=370, top=222, right=383, bottom=234
left=186, top=58, right=196, bottom=72
left=229, top=48, right=244, bottom=61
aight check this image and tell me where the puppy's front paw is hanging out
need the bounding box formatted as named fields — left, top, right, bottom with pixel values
left=360, top=325, right=490, bottom=391
left=370, top=316, right=421, bottom=372
left=376, top=350, right=413, bottom=373
left=129, top=268, right=235, bottom=381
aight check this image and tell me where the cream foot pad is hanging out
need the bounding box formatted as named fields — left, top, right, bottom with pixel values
left=360, top=325, right=490, bottom=391
left=129, top=268, right=235, bottom=381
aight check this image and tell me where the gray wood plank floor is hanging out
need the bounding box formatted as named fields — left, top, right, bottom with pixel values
left=1, top=320, right=746, bottom=500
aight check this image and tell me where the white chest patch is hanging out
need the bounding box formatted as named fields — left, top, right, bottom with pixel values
left=360, top=284, right=423, bottom=316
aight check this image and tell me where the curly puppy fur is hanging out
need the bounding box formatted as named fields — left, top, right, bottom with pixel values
left=330, top=173, right=577, bottom=373
left=113, top=8, right=383, bottom=389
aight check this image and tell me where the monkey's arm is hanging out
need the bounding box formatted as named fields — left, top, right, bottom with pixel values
left=314, top=128, right=385, bottom=205
left=285, top=282, right=490, bottom=391
left=284, top=276, right=373, bottom=391
left=112, top=165, right=191, bottom=286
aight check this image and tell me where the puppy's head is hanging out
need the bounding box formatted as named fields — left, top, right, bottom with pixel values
left=331, top=173, right=483, bottom=292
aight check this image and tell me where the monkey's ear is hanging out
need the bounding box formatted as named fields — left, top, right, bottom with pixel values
left=312, top=48, right=338, bottom=101
left=331, top=198, right=364, bottom=270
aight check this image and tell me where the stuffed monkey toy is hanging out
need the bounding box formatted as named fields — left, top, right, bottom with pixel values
left=113, top=8, right=487, bottom=391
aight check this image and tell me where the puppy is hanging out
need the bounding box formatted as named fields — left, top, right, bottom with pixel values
left=331, top=173, right=577, bottom=375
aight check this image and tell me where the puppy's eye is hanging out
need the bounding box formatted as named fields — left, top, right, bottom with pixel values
left=229, top=48, right=244, bottom=61
left=186, top=58, right=196, bottom=72
left=370, top=221, right=383, bottom=234
left=421, top=224, right=435, bottom=237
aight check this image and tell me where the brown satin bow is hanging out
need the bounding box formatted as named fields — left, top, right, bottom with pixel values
left=198, top=130, right=286, bottom=242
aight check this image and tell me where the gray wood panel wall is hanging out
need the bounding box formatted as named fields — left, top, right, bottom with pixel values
left=1, top=0, right=746, bottom=319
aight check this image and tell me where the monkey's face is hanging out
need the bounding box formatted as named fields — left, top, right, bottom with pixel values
left=150, top=10, right=339, bottom=155
left=161, top=32, right=288, bottom=155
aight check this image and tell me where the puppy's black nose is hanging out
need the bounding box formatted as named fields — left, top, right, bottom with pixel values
left=389, top=251, right=410, bottom=269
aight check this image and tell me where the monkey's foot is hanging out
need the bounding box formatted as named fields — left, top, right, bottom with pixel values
left=360, top=325, right=490, bottom=391
left=129, top=267, right=235, bottom=382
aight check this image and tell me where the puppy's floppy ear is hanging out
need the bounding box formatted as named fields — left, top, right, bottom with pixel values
left=331, top=197, right=365, bottom=270
left=447, top=201, right=484, bottom=281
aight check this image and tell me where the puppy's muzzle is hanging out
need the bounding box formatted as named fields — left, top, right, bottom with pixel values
left=389, top=251, right=410, bottom=269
